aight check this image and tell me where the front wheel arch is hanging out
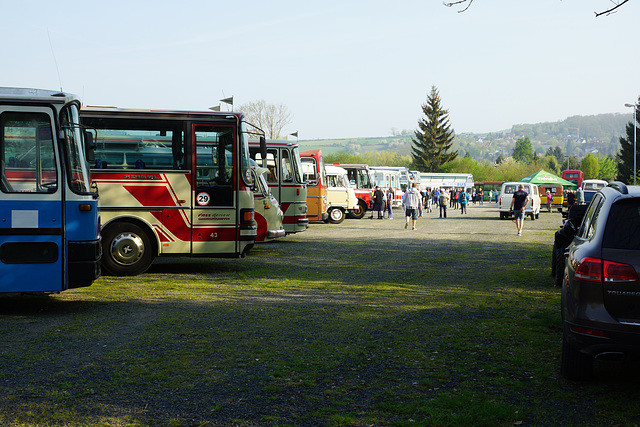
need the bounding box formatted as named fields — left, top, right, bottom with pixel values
left=348, top=199, right=368, bottom=219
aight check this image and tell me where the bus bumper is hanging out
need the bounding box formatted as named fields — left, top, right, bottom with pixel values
left=68, top=238, right=102, bottom=288
left=267, top=228, right=286, bottom=240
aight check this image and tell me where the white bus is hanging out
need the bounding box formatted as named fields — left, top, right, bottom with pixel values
left=417, top=173, right=474, bottom=193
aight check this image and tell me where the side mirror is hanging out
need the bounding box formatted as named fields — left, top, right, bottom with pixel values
left=84, top=131, right=96, bottom=162
left=259, top=136, right=267, bottom=160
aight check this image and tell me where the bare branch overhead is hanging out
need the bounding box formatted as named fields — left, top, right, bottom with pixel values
left=443, top=0, right=632, bottom=16
left=594, top=0, right=630, bottom=16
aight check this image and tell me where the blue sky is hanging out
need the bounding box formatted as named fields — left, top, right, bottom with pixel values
left=3, top=0, right=639, bottom=139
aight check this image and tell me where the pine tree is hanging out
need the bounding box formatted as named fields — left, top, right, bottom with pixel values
left=616, top=100, right=640, bottom=184
left=411, top=86, right=457, bottom=171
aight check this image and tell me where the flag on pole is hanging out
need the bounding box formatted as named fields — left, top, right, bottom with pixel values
left=220, top=96, right=233, bottom=105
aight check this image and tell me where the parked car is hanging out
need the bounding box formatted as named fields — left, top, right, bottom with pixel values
left=560, top=182, right=640, bottom=380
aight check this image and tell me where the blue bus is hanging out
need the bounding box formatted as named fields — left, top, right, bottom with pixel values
left=0, top=88, right=101, bottom=293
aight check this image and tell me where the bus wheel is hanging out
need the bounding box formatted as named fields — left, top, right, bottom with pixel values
left=348, top=200, right=367, bottom=219
left=101, top=222, right=154, bottom=276
left=328, top=208, right=345, bottom=224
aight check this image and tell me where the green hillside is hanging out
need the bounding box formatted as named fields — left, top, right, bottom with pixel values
left=297, top=113, right=631, bottom=162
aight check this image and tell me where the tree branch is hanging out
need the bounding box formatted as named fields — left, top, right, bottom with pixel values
left=443, top=0, right=632, bottom=16
left=595, top=0, right=630, bottom=17
left=443, top=0, right=474, bottom=13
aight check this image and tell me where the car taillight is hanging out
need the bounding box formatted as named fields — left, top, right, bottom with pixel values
left=575, top=257, right=602, bottom=282
left=604, top=260, right=638, bottom=283
left=569, top=325, right=606, bottom=337
left=574, top=257, right=638, bottom=283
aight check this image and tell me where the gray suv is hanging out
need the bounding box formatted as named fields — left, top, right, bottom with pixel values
left=561, top=182, right=640, bottom=380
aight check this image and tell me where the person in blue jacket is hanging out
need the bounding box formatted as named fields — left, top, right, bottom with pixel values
left=459, top=189, right=468, bottom=214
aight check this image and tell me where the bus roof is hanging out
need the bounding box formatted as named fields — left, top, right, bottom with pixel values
left=299, top=149, right=322, bottom=156
left=82, top=105, right=243, bottom=120
left=248, top=139, right=298, bottom=148
left=0, top=87, right=79, bottom=104
left=334, top=163, right=369, bottom=168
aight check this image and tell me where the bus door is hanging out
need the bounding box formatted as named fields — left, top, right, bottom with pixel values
left=192, top=124, right=237, bottom=254
left=0, top=110, right=63, bottom=292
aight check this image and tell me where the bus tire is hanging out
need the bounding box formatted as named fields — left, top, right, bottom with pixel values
left=348, top=200, right=367, bottom=220
left=327, top=207, right=345, bottom=224
left=101, top=222, right=154, bottom=276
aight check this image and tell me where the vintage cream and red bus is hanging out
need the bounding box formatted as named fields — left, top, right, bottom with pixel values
left=299, top=149, right=328, bottom=222
left=81, top=106, right=261, bottom=276
left=249, top=139, right=308, bottom=233
left=332, top=163, right=374, bottom=219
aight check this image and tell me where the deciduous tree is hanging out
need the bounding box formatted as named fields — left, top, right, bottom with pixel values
left=581, top=153, right=600, bottom=179
left=238, top=100, right=293, bottom=139
left=512, top=137, right=534, bottom=164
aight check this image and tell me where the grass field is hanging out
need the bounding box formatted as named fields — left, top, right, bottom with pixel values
left=1, top=204, right=639, bottom=426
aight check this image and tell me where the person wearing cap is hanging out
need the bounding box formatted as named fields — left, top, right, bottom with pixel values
left=510, top=184, right=530, bottom=236
left=545, top=190, right=553, bottom=212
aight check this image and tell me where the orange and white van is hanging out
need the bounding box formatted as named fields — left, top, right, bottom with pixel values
left=300, top=149, right=329, bottom=222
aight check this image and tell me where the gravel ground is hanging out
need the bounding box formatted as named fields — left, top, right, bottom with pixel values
left=1, top=202, right=639, bottom=426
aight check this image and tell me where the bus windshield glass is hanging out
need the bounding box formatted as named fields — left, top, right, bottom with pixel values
left=60, top=104, right=91, bottom=193
left=240, top=121, right=255, bottom=186
left=1, top=112, right=58, bottom=193
left=291, top=147, right=304, bottom=184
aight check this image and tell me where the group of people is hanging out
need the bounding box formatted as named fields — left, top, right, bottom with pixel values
left=368, top=184, right=476, bottom=229
left=564, top=187, right=585, bottom=206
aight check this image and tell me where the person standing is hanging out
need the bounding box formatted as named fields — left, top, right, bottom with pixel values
left=459, top=189, right=468, bottom=214
left=438, top=188, right=450, bottom=218
left=576, top=187, right=584, bottom=205
left=370, top=186, right=385, bottom=219
left=386, top=187, right=394, bottom=219
left=545, top=190, right=553, bottom=212
left=402, top=182, right=422, bottom=230
left=510, top=184, right=530, bottom=236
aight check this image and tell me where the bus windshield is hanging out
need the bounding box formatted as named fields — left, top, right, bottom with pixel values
left=291, top=147, right=304, bottom=184
left=60, top=104, right=91, bottom=193
left=240, top=121, right=257, bottom=186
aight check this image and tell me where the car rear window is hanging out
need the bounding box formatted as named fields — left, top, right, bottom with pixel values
left=603, top=199, right=640, bottom=250
left=503, top=184, right=517, bottom=194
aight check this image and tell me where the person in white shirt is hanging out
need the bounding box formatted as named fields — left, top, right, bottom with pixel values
left=402, top=183, right=422, bottom=230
